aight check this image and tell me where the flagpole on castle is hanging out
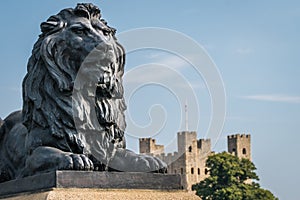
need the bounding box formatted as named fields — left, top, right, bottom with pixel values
left=185, top=99, right=188, bottom=131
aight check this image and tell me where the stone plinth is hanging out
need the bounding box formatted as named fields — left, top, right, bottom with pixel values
left=1, top=188, right=201, bottom=200
left=0, top=171, right=195, bottom=199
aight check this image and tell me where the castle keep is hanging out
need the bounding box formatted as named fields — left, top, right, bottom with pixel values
left=139, top=132, right=251, bottom=190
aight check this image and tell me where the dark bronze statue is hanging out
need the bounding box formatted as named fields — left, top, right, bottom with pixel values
left=0, top=3, right=166, bottom=183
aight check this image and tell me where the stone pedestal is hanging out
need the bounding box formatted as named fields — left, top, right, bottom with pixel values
left=1, top=189, right=200, bottom=200
left=0, top=171, right=200, bottom=200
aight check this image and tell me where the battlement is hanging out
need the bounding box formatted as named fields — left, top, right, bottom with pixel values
left=197, top=139, right=211, bottom=143
left=155, top=151, right=181, bottom=165
left=177, top=131, right=197, bottom=136
left=139, top=137, right=164, bottom=155
left=163, top=152, right=179, bottom=158
left=197, top=138, right=211, bottom=148
left=139, top=138, right=156, bottom=142
left=227, top=134, right=250, bottom=139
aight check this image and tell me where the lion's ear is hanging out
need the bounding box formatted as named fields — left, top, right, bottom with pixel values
left=41, top=16, right=65, bottom=35
left=74, top=8, right=90, bottom=20
left=41, top=21, right=58, bottom=33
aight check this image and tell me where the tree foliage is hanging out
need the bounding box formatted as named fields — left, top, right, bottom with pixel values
left=192, top=152, right=278, bottom=200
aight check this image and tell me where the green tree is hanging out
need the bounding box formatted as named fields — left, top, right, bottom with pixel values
left=192, top=152, right=278, bottom=200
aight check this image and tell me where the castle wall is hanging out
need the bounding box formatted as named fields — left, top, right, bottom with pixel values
left=161, top=132, right=212, bottom=191
left=139, top=132, right=251, bottom=191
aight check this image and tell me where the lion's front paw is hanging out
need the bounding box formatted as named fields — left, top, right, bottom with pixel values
left=110, top=149, right=167, bottom=173
left=59, top=154, right=94, bottom=171
left=141, top=155, right=168, bottom=173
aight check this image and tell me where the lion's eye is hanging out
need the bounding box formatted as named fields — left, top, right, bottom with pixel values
left=71, top=27, right=86, bottom=35
left=75, top=30, right=84, bottom=35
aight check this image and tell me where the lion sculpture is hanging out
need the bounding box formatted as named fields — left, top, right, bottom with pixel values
left=0, top=3, right=166, bottom=182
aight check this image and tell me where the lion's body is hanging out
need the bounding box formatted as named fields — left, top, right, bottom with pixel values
left=0, top=3, right=166, bottom=182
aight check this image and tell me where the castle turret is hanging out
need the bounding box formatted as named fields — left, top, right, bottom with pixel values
left=227, top=134, right=251, bottom=160
left=197, top=139, right=211, bottom=155
left=139, top=138, right=164, bottom=156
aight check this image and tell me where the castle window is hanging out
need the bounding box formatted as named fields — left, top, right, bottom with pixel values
left=232, top=148, right=236, bottom=155
left=188, top=146, right=192, bottom=152
left=181, top=168, right=183, bottom=174
left=205, top=168, right=208, bottom=175
left=198, top=168, right=200, bottom=175
left=191, top=168, right=194, bottom=174
left=174, top=169, right=177, bottom=174
left=243, top=148, right=247, bottom=155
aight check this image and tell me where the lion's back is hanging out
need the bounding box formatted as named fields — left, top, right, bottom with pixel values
left=0, top=111, right=22, bottom=141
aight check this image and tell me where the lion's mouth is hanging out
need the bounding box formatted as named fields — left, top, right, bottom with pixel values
left=96, top=62, right=115, bottom=89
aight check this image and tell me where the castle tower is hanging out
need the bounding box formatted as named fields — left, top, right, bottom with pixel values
left=197, top=139, right=211, bottom=155
left=139, top=138, right=164, bottom=156
left=177, top=131, right=197, bottom=154
left=227, top=134, right=251, bottom=160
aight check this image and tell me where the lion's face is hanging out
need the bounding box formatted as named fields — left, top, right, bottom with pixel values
left=64, top=17, right=122, bottom=94
left=64, top=17, right=117, bottom=65
left=38, top=7, right=124, bottom=94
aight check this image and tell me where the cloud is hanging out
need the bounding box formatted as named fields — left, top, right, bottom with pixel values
left=144, top=52, right=163, bottom=59
left=124, top=55, right=191, bottom=84
left=124, top=64, right=206, bottom=94
left=124, top=67, right=205, bottom=90
left=156, top=55, right=189, bottom=70
left=124, top=53, right=207, bottom=91
left=124, top=65, right=176, bottom=84
left=172, top=81, right=206, bottom=90
left=241, top=94, right=300, bottom=104
left=143, top=53, right=191, bottom=70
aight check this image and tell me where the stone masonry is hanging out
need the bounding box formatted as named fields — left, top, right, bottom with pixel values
left=139, top=132, right=251, bottom=190
left=227, top=134, right=251, bottom=160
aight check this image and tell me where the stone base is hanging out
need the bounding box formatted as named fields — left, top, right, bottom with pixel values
left=0, top=171, right=188, bottom=199
left=1, top=188, right=200, bottom=200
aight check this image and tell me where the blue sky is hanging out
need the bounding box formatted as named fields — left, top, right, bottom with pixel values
left=0, top=1, right=299, bottom=199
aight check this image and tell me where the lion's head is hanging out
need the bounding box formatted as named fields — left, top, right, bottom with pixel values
left=22, top=3, right=126, bottom=159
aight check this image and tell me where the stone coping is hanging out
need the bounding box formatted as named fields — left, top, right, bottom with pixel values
left=0, top=171, right=183, bottom=198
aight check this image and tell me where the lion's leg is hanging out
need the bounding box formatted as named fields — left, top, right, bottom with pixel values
left=21, top=146, right=94, bottom=177
left=109, top=148, right=167, bottom=173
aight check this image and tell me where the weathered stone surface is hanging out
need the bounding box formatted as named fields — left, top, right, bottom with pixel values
left=0, top=171, right=182, bottom=197
left=1, top=188, right=201, bottom=200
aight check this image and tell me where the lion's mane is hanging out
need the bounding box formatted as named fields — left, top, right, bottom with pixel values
left=22, top=4, right=126, bottom=160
